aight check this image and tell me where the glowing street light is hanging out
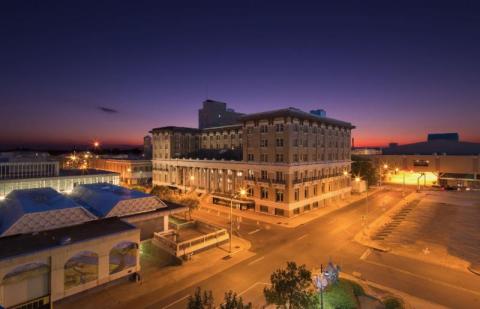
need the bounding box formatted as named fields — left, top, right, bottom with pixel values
left=343, top=170, right=348, bottom=176
left=383, top=164, right=388, bottom=169
left=355, top=176, right=361, bottom=182
left=93, top=141, right=100, bottom=148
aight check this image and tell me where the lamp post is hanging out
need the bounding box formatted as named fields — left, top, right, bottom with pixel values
left=355, top=176, right=368, bottom=227
left=185, top=175, right=194, bottom=194
left=381, top=164, right=388, bottom=187
left=230, top=188, right=246, bottom=253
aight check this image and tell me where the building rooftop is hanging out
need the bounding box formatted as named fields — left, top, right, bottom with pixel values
left=0, top=217, right=137, bottom=261
left=382, top=139, right=480, bottom=156
left=201, top=123, right=243, bottom=131
left=150, top=126, right=201, bottom=134
left=70, top=183, right=164, bottom=217
left=59, top=169, right=119, bottom=177
left=0, top=188, right=95, bottom=236
left=239, top=107, right=355, bottom=129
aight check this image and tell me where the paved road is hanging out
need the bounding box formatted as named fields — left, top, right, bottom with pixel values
left=153, top=189, right=480, bottom=308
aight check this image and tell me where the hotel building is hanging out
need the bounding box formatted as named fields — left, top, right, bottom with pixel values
left=151, top=103, right=354, bottom=217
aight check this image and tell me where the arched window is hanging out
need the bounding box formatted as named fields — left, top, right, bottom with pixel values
left=109, top=241, right=138, bottom=274
left=64, top=251, right=98, bottom=289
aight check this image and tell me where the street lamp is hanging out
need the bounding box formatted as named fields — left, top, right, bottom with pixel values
left=355, top=176, right=369, bottom=228
left=229, top=188, right=247, bottom=253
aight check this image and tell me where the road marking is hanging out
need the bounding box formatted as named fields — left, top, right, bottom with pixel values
left=238, top=282, right=271, bottom=296
left=162, top=294, right=190, bottom=309
left=363, top=259, right=480, bottom=297
left=248, top=228, right=261, bottom=235
left=247, top=256, right=265, bottom=266
left=360, top=249, right=372, bottom=260
left=297, top=234, right=308, bottom=240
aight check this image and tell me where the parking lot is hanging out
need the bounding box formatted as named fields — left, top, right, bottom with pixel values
left=377, top=190, right=480, bottom=270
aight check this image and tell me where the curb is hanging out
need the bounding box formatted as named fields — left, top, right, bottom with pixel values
left=468, top=266, right=480, bottom=276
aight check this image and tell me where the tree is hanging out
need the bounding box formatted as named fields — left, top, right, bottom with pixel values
left=220, top=291, right=252, bottom=309
left=187, top=287, right=215, bottom=309
left=150, top=185, right=175, bottom=201
left=179, top=196, right=200, bottom=220
left=351, top=155, right=378, bottom=186
left=264, top=261, right=316, bottom=309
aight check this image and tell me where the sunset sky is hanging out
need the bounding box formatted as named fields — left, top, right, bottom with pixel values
left=1, top=1, right=479, bottom=149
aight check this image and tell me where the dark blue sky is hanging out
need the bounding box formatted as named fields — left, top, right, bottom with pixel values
left=1, top=0, right=479, bottom=148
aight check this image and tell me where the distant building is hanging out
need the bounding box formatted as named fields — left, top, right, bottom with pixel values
left=0, top=152, right=60, bottom=180
left=198, top=99, right=244, bottom=129
left=382, top=133, right=480, bottom=156
left=89, top=157, right=152, bottom=186
left=0, top=169, right=119, bottom=198
left=143, top=135, right=152, bottom=159
left=370, top=134, right=480, bottom=188
left=427, top=132, right=459, bottom=142
left=351, top=148, right=382, bottom=155
left=310, top=109, right=326, bottom=117
left=0, top=169, right=120, bottom=199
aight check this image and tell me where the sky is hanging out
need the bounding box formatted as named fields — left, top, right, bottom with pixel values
left=1, top=0, right=479, bottom=149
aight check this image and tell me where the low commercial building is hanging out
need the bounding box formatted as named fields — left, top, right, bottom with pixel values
left=89, top=157, right=152, bottom=186
left=0, top=218, right=140, bottom=309
left=0, top=184, right=187, bottom=308
left=370, top=134, right=480, bottom=188
left=0, top=169, right=119, bottom=198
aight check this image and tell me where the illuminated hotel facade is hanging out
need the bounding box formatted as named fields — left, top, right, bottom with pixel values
left=151, top=105, right=354, bottom=217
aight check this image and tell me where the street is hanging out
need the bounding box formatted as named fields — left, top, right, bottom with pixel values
left=145, top=189, right=480, bottom=308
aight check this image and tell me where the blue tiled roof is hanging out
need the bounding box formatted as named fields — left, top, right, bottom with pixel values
left=69, top=183, right=151, bottom=217
left=0, top=188, right=84, bottom=235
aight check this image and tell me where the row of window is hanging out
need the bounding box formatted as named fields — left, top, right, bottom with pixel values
left=246, top=152, right=350, bottom=162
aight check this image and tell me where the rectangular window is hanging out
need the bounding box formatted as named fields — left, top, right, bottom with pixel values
left=275, top=208, right=285, bottom=216
left=313, top=185, right=318, bottom=196
left=261, top=187, right=269, bottom=199
left=261, top=154, right=268, bottom=162
left=247, top=154, right=254, bottom=161
left=313, top=201, right=319, bottom=208
left=275, top=190, right=284, bottom=202
left=294, top=188, right=300, bottom=201
left=275, top=171, right=284, bottom=181
left=304, top=187, right=309, bottom=198
left=260, top=125, right=268, bottom=133
left=275, top=123, right=284, bottom=132
left=294, top=154, right=299, bottom=162
left=261, top=139, right=268, bottom=147
left=293, top=208, right=300, bottom=215
left=275, top=154, right=284, bottom=162
left=276, top=138, right=284, bottom=147
left=247, top=187, right=254, bottom=196
left=260, top=205, right=269, bottom=213
left=261, top=170, right=268, bottom=179
left=304, top=204, right=311, bottom=211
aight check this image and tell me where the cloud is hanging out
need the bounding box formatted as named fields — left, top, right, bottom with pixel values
left=98, top=106, right=118, bottom=114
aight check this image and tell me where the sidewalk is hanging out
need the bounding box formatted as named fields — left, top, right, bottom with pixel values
left=354, top=191, right=418, bottom=252
left=55, top=236, right=254, bottom=309
left=199, top=188, right=383, bottom=228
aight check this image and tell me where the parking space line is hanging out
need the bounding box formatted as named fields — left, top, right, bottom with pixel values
left=297, top=234, right=308, bottom=240
left=248, top=229, right=261, bottom=235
